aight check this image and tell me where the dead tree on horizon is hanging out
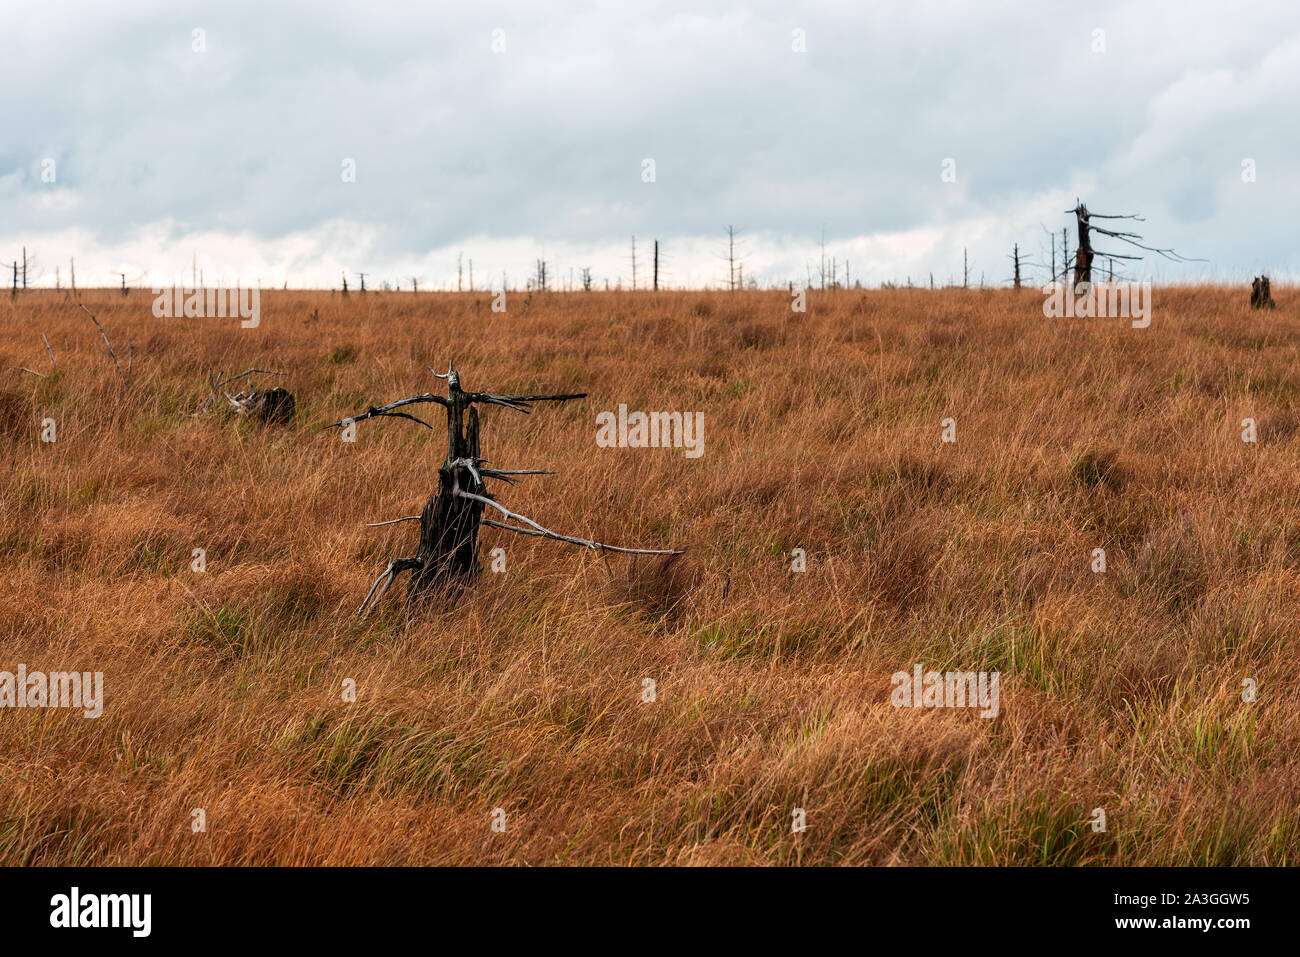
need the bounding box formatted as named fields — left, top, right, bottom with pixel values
left=725, top=226, right=742, bottom=291
left=328, top=362, right=681, bottom=616
left=1251, top=275, right=1275, bottom=309
left=819, top=229, right=827, bottom=289
left=1069, top=201, right=1203, bottom=288
left=1010, top=243, right=1026, bottom=290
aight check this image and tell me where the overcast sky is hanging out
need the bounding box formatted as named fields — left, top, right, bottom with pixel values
left=3, top=0, right=1298, bottom=289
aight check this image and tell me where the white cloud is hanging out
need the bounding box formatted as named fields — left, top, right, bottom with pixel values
left=3, top=0, right=1299, bottom=285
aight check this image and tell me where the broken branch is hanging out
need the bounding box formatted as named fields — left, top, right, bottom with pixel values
left=359, top=557, right=423, bottom=617
left=79, top=304, right=126, bottom=394
left=324, top=393, right=448, bottom=430
left=366, top=516, right=423, bottom=527
left=462, top=490, right=683, bottom=555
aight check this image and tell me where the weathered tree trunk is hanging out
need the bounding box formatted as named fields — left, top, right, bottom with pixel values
left=1251, top=275, right=1275, bottom=309
left=1073, top=204, right=1093, bottom=289
left=247, top=386, right=295, bottom=424
left=205, top=369, right=293, bottom=423
left=409, top=379, right=485, bottom=598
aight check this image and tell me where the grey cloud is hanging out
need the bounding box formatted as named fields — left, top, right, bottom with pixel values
left=3, top=0, right=1299, bottom=285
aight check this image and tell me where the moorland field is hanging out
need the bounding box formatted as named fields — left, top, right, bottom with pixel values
left=1, top=284, right=1297, bottom=864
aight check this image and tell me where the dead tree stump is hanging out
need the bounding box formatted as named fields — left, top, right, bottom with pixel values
left=1072, top=204, right=1094, bottom=289
left=1251, top=275, right=1275, bottom=309
left=331, top=362, right=682, bottom=615
left=409, top=380, right=485, bottom=597
left=235, top=386, right=295, bottom=424
left=198, top=369, right=294, bottom=424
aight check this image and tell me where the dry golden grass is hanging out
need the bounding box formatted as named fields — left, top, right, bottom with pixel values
left=1, top=284, right=1298, bottom=865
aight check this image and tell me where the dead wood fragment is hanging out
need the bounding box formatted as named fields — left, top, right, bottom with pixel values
left=1251, top=276, right=1275, bottom=309
left=195, top=368, right=294, bottom=423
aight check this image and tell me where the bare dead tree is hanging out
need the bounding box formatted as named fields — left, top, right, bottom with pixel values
left=328, top=362, right=681, bottom=616
left=1010, top=243, right=1026, bottom=289
left=18, top=247, right=43, bottom=290
left=818, top=228, right=827, bottom=290
left=1069, top=201, right=1204, bottom=288
left=725, top=226, right=742, bottom=291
